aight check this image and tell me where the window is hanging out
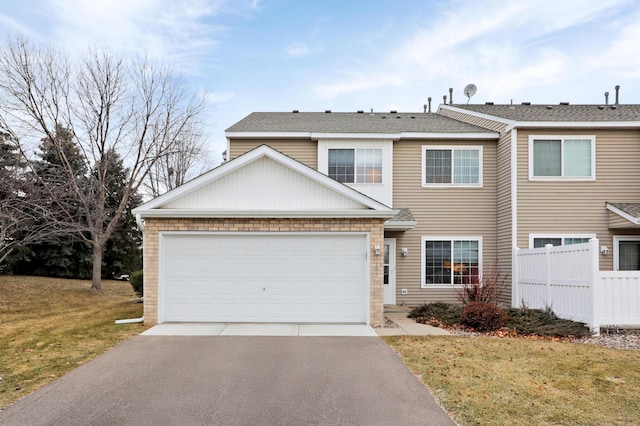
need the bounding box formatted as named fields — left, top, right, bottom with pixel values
left=529, top=136, right=595, bottom=180
left=422, top=237, right=481, bottom=286
left=614, top=237, right=640, bottom=271
left=328, top=148, right=382, bottom=183
left=422, top=146, right=482, bottom=187
left=530, top=235, right=594, bottom=248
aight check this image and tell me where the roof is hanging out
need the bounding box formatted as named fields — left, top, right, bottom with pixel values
left=133, top=145, right=397, bottom=225
left=448, top=104, right=640, bottom=122
left=607, top=202, right=640, bottom=225
left=384, top=207, right=416, bottom=231
left=225, top=112, right=496, bottom=135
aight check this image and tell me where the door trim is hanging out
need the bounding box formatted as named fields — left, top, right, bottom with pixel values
left=384, top=238, right=396, bottom=305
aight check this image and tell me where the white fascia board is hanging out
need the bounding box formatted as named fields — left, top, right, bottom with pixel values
left=136, top=209, right=399, bottom=219
left=399, top=132, right=498, bottom=139
left=311, top=132, right=399, bottom=140
left=225, top=131, right=312, bottom=139
left=510, top=121, right=640, bottom=129
left=384, top=221, right=417, bottom=230
left=606, top=203, right=640, bottom=225
left=438, top=105, right=514, bottom=126
left=133, top=145, right=393, bottom=214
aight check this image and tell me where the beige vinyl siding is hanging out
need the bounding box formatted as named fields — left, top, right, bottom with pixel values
left=517, top=129, right=640, bottom=271
left=608, top=210, right=640, bottom=229
left=229, top=138, right=318, bottom=169
left=496, top=131, right=514, bottom=304
left=438, top=108, right=508, bottom=132
left=391, top=139, right=498, bottom=306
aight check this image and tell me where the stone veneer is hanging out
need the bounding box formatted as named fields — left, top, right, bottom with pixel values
left=142, top=217, right=386, bottom=326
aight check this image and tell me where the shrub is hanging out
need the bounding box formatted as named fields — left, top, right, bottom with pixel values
left=409, top=302, right=461, bottom=326
left=129, top=270, right=143, bottom=297
left=461, top=302, right=507, bottom=331
left=505, top=306, right=590, bottom=338
left=457, top=259, right=507, bottom=305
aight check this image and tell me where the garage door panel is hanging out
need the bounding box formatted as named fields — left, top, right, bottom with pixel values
left=161, top=233, right=368, bottom=323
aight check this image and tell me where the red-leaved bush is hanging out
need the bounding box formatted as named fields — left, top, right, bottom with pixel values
left=461, top=301, right=507, bottom=331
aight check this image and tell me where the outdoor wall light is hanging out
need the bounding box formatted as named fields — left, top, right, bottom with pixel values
left=600, top=246, right=610, bottom=255
left=374, top=245, right=381, bottom=255
left=401, top=247, right=408, bottom=257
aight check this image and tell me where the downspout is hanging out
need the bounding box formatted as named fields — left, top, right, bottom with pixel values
left=115, top=317, right=144, bottom=324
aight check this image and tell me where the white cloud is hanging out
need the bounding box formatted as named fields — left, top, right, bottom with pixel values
left=39, top=0, right=226, bottom=74
left=313, top=0, right=633, bottom=101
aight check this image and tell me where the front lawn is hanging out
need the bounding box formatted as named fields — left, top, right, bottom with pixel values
left=385, top=335, right=640, bottom=425
left=0, top=275, right=148, bottom=409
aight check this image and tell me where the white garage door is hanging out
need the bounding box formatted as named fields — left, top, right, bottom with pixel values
left=160, top=233, right=368, bottom=323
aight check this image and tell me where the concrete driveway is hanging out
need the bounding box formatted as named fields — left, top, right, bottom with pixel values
left=0, top=336, right=456, bottom=426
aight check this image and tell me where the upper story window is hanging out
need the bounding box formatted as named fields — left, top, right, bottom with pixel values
left=422, top=146, right=482, bottom=187
left=328, top=148, right=382, bottom=184
left=529, top=136, right=595, bottom=180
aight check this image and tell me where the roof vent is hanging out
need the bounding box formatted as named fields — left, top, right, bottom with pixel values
left=381, top=115, right=387, bottom=119
left=292, top=110, right=299, bottom=113
left=485, top=102, right=494, bottom=105
left=546, top=105, right=553, bottom=109
left=325, top=110, right=331, bottom=113
left=390, top=110, right=397, bottom=113
left=559, top=102, right=569, bottom=105
left=396, top=115, right=401, bottom=119
left=521, top=102, right=531, bottom=105
left=611, top=105, right=617, bottom=110
left=357, top=110, right=364, bottom=113
left=410, top=115, right=416, bottom=119
left=598, top=105, right=605, bottom=110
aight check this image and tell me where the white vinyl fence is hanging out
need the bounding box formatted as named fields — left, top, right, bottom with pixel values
left=513, top=239, right=640, bottom=334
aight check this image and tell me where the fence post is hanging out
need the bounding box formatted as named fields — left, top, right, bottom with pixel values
left=589, top=238, right=600, bottom=335
left=545, top=244, right=553, bottom=308
left=512, top=247, right=519, bottom=308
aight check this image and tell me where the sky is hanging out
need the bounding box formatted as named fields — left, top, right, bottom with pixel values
left=1, top=0, right=639, bottom=163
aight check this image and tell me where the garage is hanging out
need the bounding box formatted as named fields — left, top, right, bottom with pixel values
left=161, top=232, right=368, bottom=323
left=133, top=145, right=395, bottom=326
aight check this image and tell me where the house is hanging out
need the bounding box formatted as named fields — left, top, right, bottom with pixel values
left=133, top=101, right=640, bottom=327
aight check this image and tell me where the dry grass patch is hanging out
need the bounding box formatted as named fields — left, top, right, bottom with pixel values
left=385, top=336, right=640, bottom=425
left=0, top=275, right=149, bottom=409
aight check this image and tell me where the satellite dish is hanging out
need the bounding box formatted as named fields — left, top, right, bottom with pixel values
left=464, top=84, right=477, bottom=104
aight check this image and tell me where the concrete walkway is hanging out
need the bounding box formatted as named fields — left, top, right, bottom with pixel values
left=376, top=312, right=452, bottom=336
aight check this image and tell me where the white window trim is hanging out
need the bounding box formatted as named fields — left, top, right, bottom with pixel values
left=323, top=146, right=384, bottom=185
left=528, top=233, right=597, bottom=249
left=421, top=236, right=483, bottom=288
left=528, top=135, right=596, bottom=181
left=613, top=236, right=640, bottom=271
left=421, top=145, right=483, bottom=188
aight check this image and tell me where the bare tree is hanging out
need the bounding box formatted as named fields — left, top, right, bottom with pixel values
left=0, top=35, right=207, bottom=291
left=145, top=127, right=212, bottom=197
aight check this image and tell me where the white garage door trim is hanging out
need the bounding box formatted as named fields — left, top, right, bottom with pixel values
left=158, top=231, right=370, bottom=324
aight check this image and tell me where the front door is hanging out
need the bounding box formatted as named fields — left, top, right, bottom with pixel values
left=383, top=238, right=396, bottom=305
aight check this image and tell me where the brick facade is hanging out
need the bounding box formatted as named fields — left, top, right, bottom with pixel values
left=143, top=217, right=386, bottom=326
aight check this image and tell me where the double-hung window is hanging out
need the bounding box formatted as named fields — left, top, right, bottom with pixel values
left=422, top=146, right=482, bottom=187
left=422, top=237, right=481, bottom=286
left=529, top=136, right=595, bottom=180
left=328, top=148, right=382, bottom=183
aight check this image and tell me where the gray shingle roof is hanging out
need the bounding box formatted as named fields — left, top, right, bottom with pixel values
left=226, top=112, right=495, bottom=134
left=450, top=104, right=640, bottom=122
left=608, top=202, right=640, bottom=219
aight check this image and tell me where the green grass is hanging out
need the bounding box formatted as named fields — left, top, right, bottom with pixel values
left=385, top=336, right=640, bottom=425
left=0, top=275, right=149, bottom=409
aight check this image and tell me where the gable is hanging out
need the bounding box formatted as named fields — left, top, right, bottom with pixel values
left=163, top=156, right=365, bottom=210
left=133, top=145, right=396, bottom=220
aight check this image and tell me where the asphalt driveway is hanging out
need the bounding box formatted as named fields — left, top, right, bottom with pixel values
left=0, top=336, right=456, bottom=426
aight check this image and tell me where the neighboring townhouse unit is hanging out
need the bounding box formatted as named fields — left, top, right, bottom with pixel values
left=225, top=104, right=640, bottom=308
